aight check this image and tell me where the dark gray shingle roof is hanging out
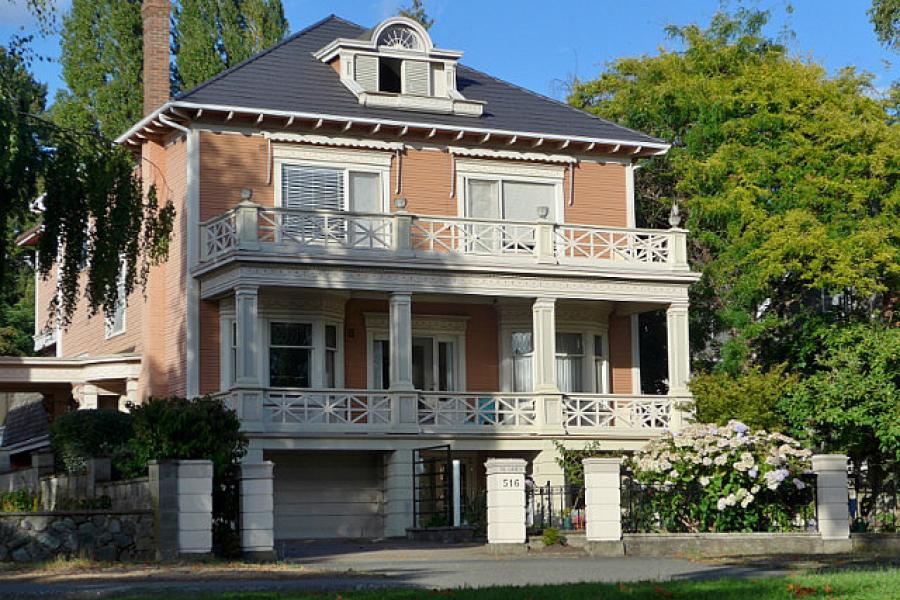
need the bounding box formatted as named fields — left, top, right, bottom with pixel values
left=177, top=15, right=664, bottom=146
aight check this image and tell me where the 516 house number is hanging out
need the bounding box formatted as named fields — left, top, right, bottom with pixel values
left=501, top=477, right=521, bottom=488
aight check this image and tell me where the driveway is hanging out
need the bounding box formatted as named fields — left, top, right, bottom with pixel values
left=0, top=540, right=790, bottom=598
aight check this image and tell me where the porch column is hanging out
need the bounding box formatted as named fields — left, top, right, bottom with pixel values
left=383, top=450, right=415, bottom=537
left=532, top=298, right=557, bottom=393
left=665, top=300, right=690, bottom=395
left=235, top=285, right=260, bottom=386
left=80, top=383, right=98, bottom=410
left=121, top=378, right=139, bottom=412
left=389, top=292, right=413, bottom=391
left=531, top=447, right=565, bottom=488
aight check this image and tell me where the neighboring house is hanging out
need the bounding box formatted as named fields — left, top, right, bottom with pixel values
left=2, top=3, right=698, bottom=539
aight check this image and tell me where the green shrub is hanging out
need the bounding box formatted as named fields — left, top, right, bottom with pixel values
left=1, top=489, right=40, bottom=512
left=123, top=396, right=247, bottom=557
left=541, top=527, right=564, bottom=546
left=50, top=409, right=134, bottom=475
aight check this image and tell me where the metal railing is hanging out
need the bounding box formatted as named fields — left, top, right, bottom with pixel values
left=199, top=205, right=688, bottom=270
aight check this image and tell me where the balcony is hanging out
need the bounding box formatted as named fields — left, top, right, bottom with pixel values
left=198, top=203, right=690, bottom=276
left=220, top=388, right=688, bottom=437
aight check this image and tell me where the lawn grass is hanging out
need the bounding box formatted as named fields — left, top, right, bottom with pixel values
left=120, top=568, right=900, bottom=599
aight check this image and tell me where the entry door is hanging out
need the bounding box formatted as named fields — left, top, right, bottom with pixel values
left=374, top=336, right=458, bottom=391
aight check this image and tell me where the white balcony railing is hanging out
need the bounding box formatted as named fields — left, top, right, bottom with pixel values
left=222, top=388, right=684, bottom=435
left=199, top=204, right=688, bottom=271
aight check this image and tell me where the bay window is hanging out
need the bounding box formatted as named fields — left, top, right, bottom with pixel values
left=510, top=331, right=534, bottom=392
left=555, top=332, right=584, bottom=393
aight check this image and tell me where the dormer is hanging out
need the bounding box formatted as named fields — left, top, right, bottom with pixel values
left=314, top=17, right=484, bottom=117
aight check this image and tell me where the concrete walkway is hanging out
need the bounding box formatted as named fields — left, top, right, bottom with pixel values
left=0, top=540, right=790, bottom=598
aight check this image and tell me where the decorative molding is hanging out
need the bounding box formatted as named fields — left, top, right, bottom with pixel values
left=271, top=142, right=392, bottom=168
left=265, top=132, right=404, bottom=151
left=199, top=264, right=691, bottom=304
left=449, top=146, right=576, bottom=165
left=454, top=157, right=566, bottom=180
left=364, top=312, right=469, bottom=335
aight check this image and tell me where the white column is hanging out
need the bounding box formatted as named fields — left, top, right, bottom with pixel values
left=384, top=450, right=415, bottom=536
left=121, top=378, right=139, bottom=412
left=532, top=298, right=557, bottom=393
left=389, top=292, right=413, bottom=391
left=584, top=458, right=622, bottom=541
left=149, top=459, right=213, bottom=560
left=239, top=461, right=275, bottom=560
left=235, top=285, right=260, bottom=386
left=485, top=458, right=526, bottom=547
left=666, top=301, right=690, bottom=395
left=812, top=454, right=850, bottom=541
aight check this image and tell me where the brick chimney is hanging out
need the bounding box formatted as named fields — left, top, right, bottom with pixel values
left=142, top=0, right=170, bottom=116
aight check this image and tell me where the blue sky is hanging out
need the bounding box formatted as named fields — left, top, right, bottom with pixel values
left=1, top=0, right=895, bottom=104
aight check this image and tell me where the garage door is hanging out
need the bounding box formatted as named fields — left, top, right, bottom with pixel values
left=269, top=451, right=384, bottom=539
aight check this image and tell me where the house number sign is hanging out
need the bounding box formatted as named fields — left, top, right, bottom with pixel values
left=501, top=477, right=522, bottom=488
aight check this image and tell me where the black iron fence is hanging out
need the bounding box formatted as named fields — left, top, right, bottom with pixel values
left=621, top=470, right=818, bottom=533
left=849, top=462, right=899, bottom=533
left=526, top=481, right=585, bottom=533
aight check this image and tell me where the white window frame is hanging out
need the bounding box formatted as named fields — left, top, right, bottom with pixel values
left=455, top=160, right=565, bottom=224
left=273, top=145, right=392, bottom=214
left=219, top=312, right=344, bottom=390
left=104, top=258, right=127, bottom=339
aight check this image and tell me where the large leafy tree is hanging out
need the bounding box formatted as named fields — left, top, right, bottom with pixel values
left=870, top=0, right=900, bottom=51
left=399, top=0, right=434, bottom=30
left=569, top=8, right=899, bottom=461
left=54, top=0, right=288, bottom=137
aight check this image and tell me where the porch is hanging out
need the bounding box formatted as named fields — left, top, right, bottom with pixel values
left=210, top=288, right=691, bottom=438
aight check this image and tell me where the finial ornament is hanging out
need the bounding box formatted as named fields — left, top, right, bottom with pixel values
left=668, top=200, right=682, bottom=228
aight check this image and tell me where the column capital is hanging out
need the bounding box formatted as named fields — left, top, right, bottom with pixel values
left=532, top=297, right=556, bottom=309
left=235, top=284, right=259, bottom=297
left=667, top=300, right=689, bottom=312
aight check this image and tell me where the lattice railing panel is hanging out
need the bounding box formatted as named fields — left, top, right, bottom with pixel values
left=203, top=213, right=237, bottom=260
left=555, top=226, right=671, bottom=264
left=264, top=390, right=392, bottom=426
left=257, top=209, right=393, bottom=250
left=417, top=393, right=537, bottom=427
left=410, top=218, right=538, bottom=257
left=563, top=395, right=671, bottom=429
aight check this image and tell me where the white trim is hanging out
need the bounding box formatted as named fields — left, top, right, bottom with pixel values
left=186, top=129, right=200, bottom=397
left=449, top=146, right=576, bottom=165
left=116, top=101, right=671, bottom=155
left=265, top=132, right=404, bottom=151
left=625, top=163, right=636, bottom=228
left=630, top=313, right=641, bottom=395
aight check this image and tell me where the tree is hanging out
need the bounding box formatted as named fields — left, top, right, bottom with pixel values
left=54, top=0, right=288, bottom=137
left=870, top=0, right=900, bottom=51
left=399, top=0, right=434, bottom=30
left=174, top=0, right=288, bottom=92
left=570, top=7, right=898, bottom=375
left=1, top=44, right=175, bottom=327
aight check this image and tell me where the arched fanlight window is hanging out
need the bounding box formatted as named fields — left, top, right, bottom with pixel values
left=377, top=25, right=422, bottom=50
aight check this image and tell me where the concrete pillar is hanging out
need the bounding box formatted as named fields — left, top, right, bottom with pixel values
left=812, top=454, right=850, bottom=541
left=234, top=285, right=260, bottom=386
left=383, top=450, right=415, bottom=536
left=239, top=461, right=275, bottom=560
left=486, top=458, right=526, bottom=549
left=389, top=292, right=413, bottom=391
left=665, top=301, right=690, bottom=395
left=532, top=298, right=557, bottom=393
left=149, top=460, right=213, bottom=560
left=584, top=458, right=622, bottom=542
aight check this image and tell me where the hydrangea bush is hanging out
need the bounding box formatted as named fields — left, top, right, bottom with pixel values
left=625, top=421, right=815, bottom=532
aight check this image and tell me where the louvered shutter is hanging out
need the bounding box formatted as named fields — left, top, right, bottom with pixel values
left=404, top=60, right=429, bottom=96
left=281, top=165, right=344, bottom=211
left=355, top=54, right=379, bottom=91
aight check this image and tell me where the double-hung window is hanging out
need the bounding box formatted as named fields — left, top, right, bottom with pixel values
left=510, top=331, right=534, bottom=392
left=104, top=258, right=127, bottom=338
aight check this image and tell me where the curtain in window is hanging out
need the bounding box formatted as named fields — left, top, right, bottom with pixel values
left=501, top=181, right=555, bottom=222
left=555, top=332, right=583, bottom=393
left=511, top=331, right=533, bottom=392
left=465, top=179, right=500, bottom=253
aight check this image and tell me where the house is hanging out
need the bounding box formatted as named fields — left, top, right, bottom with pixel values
left=2, top=2, right=698, bottom=540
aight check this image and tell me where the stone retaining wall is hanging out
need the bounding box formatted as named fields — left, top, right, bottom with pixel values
left=585, top=532, right=852, bottom=558
left=0, top=510, right=154, bottom=562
